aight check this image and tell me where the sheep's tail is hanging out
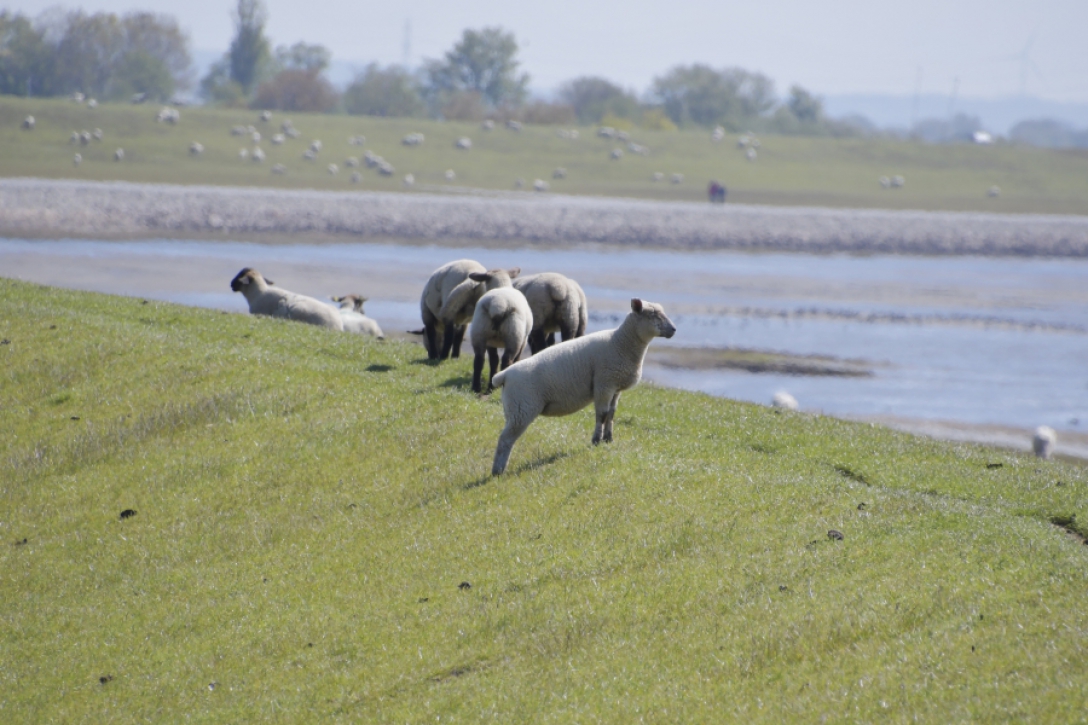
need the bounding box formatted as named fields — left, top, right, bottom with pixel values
left=491, top=369, right=508, bottom=389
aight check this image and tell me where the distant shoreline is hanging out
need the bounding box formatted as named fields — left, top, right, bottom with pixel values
left=2, top=177, right=1088, bottom=256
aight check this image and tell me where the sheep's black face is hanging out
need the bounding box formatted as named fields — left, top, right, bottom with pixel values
left=230, top=267, right=254, bottom=292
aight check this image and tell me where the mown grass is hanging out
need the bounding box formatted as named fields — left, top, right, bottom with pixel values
left=2, top=277, right=1087, bottom=723
left=2, top=95, right=1087, bottom=215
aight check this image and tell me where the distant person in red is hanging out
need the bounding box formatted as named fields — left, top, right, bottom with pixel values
left=708, top=180, right=727, bottom=203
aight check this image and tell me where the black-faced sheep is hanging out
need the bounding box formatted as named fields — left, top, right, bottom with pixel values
left=512, top=272, right=588, bottom=354
left=230, top=268, right=343, bottom=330
left=490, top=298, right=676, bottom=475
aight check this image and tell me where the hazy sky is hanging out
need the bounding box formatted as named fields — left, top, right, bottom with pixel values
left=8, top=0, right=1088, bottom=102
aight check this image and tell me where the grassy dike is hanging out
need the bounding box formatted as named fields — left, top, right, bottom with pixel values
left=3, top=95, right=1088, bottom=215
left=2, top=277, right=1087, bottom=723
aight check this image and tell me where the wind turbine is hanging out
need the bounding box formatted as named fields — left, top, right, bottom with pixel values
left=1000, top=34, right=1044, bottom=97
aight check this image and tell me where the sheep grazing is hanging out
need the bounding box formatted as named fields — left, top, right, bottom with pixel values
left=271, top=133, right=286, bottom=145
left=92, top=128, right=103, bottom=141
left=328, top=163, right=339, bottom=175
left=71, top=92, right=85, bottom=103
left=189, top=142, right=204, bottom=156
left=671, top=173, right=684, bottom=184
left=331, top=295, right=384, bottom=338
left=69, top=131, right=80, bottom=144
left=114, top=148, right=124, bottom=161
left=489, top=298, right=676, bottom=475
left=402, top=132, right=425, bottom=146
left=350, top=171, right=362, bottom=183
left=469, top=271, right=532, bottom=393
left=879, top=176, right=891, bottom=189
left=345, top=156, right=360, bottom=168
left=652, top=172, right=665, bottom=182
left=285, top=126, right=301, bottom=139
left=891, top=175, right=905, bottom=188
left=271, top=163, right=287, bottom=175
left=506, top=120, right=523, bottom=131
left=610, top=148, right=624, bottom=160
left=259, top=110, right=272, bottom=122
left=628, top=142, right=649, bottom=156
left=73, top=153, right=82, bottom=167
left=348, top=135, right=366, bottom=146
left=378, top=162, right=395, bottom=176
left=310, top=140, right=322, bottom=153
left=445, top=169, right=456, bottom=181
left=481, top=119, right=495, bottom=131
left=533, top=179, right=549, bottom=192
left=251, top=147, right=266, bottom=163
left=455, top=137, right=472, bottom=150
left=552, top=167, right=567, bottom=179
left=512, top=272, right=588, bottom=354
left=988, top=185, right=1001, bottom=198
left=712, top=126, right=725, bottom=142
left=21, top=115, right=34, bottom=130
left=281, top=119, right=295, bottom=133
left=239, top=148, right=250, bottom=160
left=302, top=149, right=316, bottom=161
left=616, top=130, right=631, bottom=142
left=403, top=173, right=415, bottom=187
left=597, top=126, right=616, bottom=138
left=231, top=125, right=248, bottom=136
left=1033, top=426, right=1057, bottom=459
left=418, top=259, right=497, bottom=360
left=80, top=131, right=91, bottom=146
left=230, top=268, right=343, bottom=330
left=745, top=147, right=757, bottom=162
left=251, top=131, right=261, bottom=143
left=772, top=391, right=799, bottom=411
left=86, top=99, right=98, bottom=109
left=155, top=107, right=179, bottom=124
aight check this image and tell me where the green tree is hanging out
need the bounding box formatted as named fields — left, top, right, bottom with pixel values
left=343, top=63, right=425, bottom=117
left=228, top=0, right=270, bottom=94
left=273, top=42, right=330, bottom=73
left=0, top=12, right=57, bottom=96
left=558, top=76, right=638, bottom=124
left=252, top=68, right=338, bottom=112
left=786, top=85, right=822, bottom=123
left=423, top=27, right=528, bottom=109
left=652, top=64, right=775, bottom=128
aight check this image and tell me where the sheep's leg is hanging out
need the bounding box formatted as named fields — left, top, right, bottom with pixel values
left=424, top=322, right=439, bottom=359
left=592, top=388, right=618, bottom=445
left=528, top=328, right=546, bottom=355
left=487, top=347, right=500, bottom=390
left=451, top=325, right=466, bottom=359
left=602, top=392, right=621, bottom=443
left=545, top=332, right=557, bottom=347
left=493, top=414, right=534, bottom=476
left=471, top=347, right=487, bottom=393
left=439, top=323, right=456, bottom=360
left=559, top=321, right=576, bottom=342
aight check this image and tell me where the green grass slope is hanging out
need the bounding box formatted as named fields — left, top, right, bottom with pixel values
left=3, top=95, right=1087, bottom=215
left=2, top=277, right=1087, bottom=723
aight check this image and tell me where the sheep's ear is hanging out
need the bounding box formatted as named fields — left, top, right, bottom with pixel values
left=631, top=298, right=644, bottom=313
left=507, top=267, right=521, bottom=279
left=265, top=278, right=275, bottom=285
left=468, top=272, right=489, bottom=282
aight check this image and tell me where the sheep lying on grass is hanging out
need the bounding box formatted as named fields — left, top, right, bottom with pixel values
left=772, top=391, right=799, bottom=411
left=230, top=268, right=343, bottom=330
left=490, top=298, right=676, bottom=475
left=331, top=294, right=384, bottom=338
left=468, top=270, right=532, bottom=393
left=513, top=272, right=587, bottom=354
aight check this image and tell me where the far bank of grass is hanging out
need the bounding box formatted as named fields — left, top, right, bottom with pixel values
left=2, top=277, right=1087, bottom=723
left=2, top=95, right=1087, bottom=215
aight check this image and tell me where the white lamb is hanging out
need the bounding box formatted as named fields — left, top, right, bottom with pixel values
left=331, top=294, right=384, bottom=338
left=772, top=391, right=799, bottom=411
left=489, top=298, right=676, bottom=475
left=1033, top=426, right=1057, bottom=459
left=230, top=268, right=343, bottom=330
left=512, top=272, right=588, bottom=354
left=467, top=270, right=532, bottom=393
left=418, top=259, right=486, bottom=360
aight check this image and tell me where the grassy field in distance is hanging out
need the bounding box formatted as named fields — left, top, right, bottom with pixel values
left=2, top=277, right=1087, bottom=722
left=2, top=95, right=1087, bottom=215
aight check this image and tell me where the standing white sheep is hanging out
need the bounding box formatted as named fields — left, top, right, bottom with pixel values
left=467, top=270, right=532, bottom=392
left=21, top=115, right=35, bottom=130
left=230, top=268, right=344, bottom=330
left=331, top=294, right=384, bottom=338
left=489, top=298, right=676, bottom=475
left=512, top=272, right=588, bottom=354
left=1033, top=426, right=1057, bottom=459
left=418, top=259, right=486, bottom=360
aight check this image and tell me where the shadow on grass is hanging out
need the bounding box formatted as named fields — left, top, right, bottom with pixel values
left=462, top=450, right=576, bottom=490
left=439, top=375, right=472, bottom=389
left=365, top=364, right=394, bottom=373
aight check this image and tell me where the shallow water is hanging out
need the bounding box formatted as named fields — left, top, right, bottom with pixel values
left=1, top=237, right=1086, bottom=434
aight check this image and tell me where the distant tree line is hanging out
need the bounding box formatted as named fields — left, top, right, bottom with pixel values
left=0, top=8, right=190, bottom=101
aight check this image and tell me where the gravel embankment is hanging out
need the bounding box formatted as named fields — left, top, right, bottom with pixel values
left=3, top=177, right=1088, bottom=256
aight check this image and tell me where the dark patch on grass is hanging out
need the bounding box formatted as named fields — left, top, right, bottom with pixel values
left=779, top=585, right=788, bottom=591
left=99, top=675, right=113, bottom=684
left=431, top=662, right=484, bottom=683
left=1049, top=514, right=1087, bottom=544
left=69, top=416, right=80, bottom=421
left=438, top=375, right=471, bottom=389
left=857, top=502, right=868, bottom=510
left=418, top=597, right=429, bottom=603
left=986, top=462, right=1004, bottom=469
left=832, top=464, right=871, bottom=486
left=458, top=581, right=471, bottom=590
left=119, top=509, right=137, bottom=519
left=14, top=538, right=28, bottom=546
left=1, top=338, right=10, bottom=344
left=365, top=364, right=394, bottom=373
left=749, top=443, right=778, bottom=455
left=828, top=529, right=844, bottom=541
